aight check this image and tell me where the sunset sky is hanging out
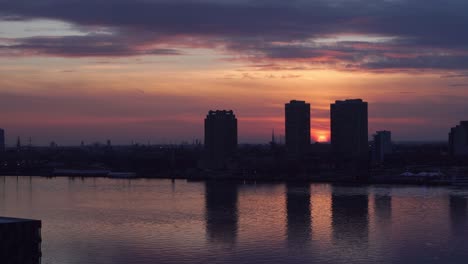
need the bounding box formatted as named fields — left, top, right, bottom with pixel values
left=1, top=0, right=468, bottom=145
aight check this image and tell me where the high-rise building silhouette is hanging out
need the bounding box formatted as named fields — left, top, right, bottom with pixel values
left=0, top=128, right=4, bottom=152
left=449, top=121, right=468, bottom=156
left=373, top=130, right=392, bottom=163
left=203, top=110, right=237, bottom=169
left=285, top=100, right=310, bottom=155
left=331, top=99, right=368, bottom=157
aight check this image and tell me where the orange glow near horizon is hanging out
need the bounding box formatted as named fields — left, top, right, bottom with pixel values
left=317, top=135, right=328, bottom=143
left=312, top=127, right=330, bottom=143
left=0, top=51, right=466, bottom=145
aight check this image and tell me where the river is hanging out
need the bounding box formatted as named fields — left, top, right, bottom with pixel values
left=0, top=176, right=467, bottom=264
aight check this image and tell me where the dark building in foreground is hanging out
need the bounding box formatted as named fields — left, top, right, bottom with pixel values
left=203, top=110, right=238, bottom=169
left=331, top=99, right=368, bottom=157
left=373, top=131, right=392, bottom=163
left=449, top=121, right=468, bottom=157
left=0, top=217, right=41, bottom=264
left=0, top=128, right=4, bottom=152
left=285, top=100, right=311, bottom=155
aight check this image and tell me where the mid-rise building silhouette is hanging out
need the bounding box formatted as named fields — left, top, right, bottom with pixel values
left=449, top=121, right=468, bottom=156
left=203, top=110, right=238, bottom=169
left=330, top=99, right=368, bottom=157
left=373, top=131, right=392, bottom=163
left=0, top=128, right=4, bottom=152
left=285, top=100, right=311, bottom=155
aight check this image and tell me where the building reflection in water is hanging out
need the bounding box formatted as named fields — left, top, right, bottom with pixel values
left=373, top=189, right=392, bottom=246
left=204, top=181, right=238, bottom=245
left=286, top=183, right=311, bottom=247
left=331, top=186, right=369, bottom=244
left=374, top=190, right=392, bottom=221
left=449, top=194, right=467, bottom=235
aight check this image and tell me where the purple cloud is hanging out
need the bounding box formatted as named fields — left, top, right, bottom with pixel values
left=1, top=0, right=468, bottom=70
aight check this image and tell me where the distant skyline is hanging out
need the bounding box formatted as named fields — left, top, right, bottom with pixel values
left=1, top=1, right=468, bottom=145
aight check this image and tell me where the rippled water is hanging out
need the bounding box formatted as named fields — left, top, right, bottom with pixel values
left=0, top=176, right=467, bottom=264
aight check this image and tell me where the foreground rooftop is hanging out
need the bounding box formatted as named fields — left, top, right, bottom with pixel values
left=0, top=216, right=41, bottom=225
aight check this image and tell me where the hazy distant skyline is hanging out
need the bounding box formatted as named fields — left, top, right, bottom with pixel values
left=1, top=0, right=468, bottom=145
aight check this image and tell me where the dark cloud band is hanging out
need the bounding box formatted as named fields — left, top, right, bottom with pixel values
left=1, top=0, right=468, bottom=71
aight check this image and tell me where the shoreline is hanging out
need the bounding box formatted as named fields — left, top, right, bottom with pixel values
left=0, top=173, right=461, bottom=187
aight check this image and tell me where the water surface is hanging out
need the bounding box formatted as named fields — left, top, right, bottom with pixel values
left=0, top=176, right=467, bottom=264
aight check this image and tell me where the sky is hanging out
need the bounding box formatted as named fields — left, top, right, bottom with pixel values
left=1, top=0, right=468, bottom=145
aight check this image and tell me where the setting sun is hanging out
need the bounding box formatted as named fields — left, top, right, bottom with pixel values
left=317, top=135, right=328, bottom=142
